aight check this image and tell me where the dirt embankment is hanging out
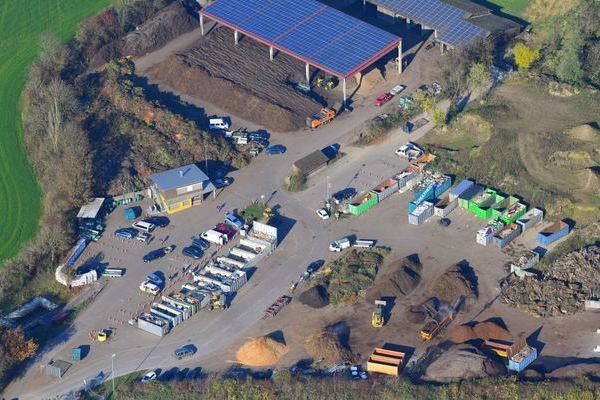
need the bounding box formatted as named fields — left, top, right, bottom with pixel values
left=144, top=26, right=323, bottom=132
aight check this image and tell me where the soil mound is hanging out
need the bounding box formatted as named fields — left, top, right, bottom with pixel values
left=355, top=68, right=385, bottom=93
left=502, top=244, right=600, bottom=317
left=299, top=285, right=330, bottom=308
left=305, top=324, right=354, bottom=364
left=367, top=257, right=422, bottom=301
left=144, top=27, right=322, bottom=132
left=566, top=124, right=600, bottom=142
left=423, top=344, right=505, bottom=382
left=429, top=263, right=478, bottom=304
left=236, top=336, right=289, bottom=367
left=448, top=321, right=511, bottom=343
left=404, top=305, right=427, bottom=324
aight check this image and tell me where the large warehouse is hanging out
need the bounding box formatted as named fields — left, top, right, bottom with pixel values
left=200, top=0, right=402, bottom=103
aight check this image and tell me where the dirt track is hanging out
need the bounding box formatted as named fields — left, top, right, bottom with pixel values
left=144, top=26, right=324, bottom=132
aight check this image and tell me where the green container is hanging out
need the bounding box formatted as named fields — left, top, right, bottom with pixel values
left=490, top=195, right=509, bottom=219
left=499, top=199, right=528, bottom=224
left=468, top=189, right=496, bottom=219
left=348, top=191, right=379, bottom=216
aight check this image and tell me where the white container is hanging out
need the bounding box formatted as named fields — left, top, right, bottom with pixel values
left=408, top=201, right=434, bottom=225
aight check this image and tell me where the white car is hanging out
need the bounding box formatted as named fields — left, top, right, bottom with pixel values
left=139, top=281, right=160, bottom=295
left=395, top=143, right=424, bottom=161
left=316, top=208, right=330, bottom=220
left=390, top=85, right=406, bottom=95
left=329, top=237, right=351, bottom=252
left=141, top=370, right=157, bottom=383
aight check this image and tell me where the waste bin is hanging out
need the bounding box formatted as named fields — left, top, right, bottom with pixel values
left=72, top=347, right=82, bottom=361
left=123, top=207, right=137, bottom=220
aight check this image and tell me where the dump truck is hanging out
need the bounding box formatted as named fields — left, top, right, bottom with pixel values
left=372, top=300, right=386, bottom=327
left=306, top=108, right=336, bottom=129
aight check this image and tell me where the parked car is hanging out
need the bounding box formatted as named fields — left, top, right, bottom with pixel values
left=139, top=281, right=160, bottom=295
left=225, top=212, right=244, bottom=229
left=316, top=208, right=330, bottom=220
left=215, top=223, right=236, bottom=238
left=306, top=260, right=325, bottom=274
left=132, top=220, right=156, bottom=233
left=332, top=188, right=356, bottom=204
left=182, top=246, right=203, bottom=260
left=213, top=177, right=233, bottom=188
left=147, top=272, right=164, bottom=286
left=136, top=232, right=151, bottom=243
left=144, top=216, right=170, bottom=228
left=143, top=247, right=172, bottom=263
left=439, top=218, right=451, bottom=227
left=141, top=371, right=157, bottom=384
left=266, top=144, right=286, bottom=155
left=390, top=85, right=406, bottom=95
left=329, top=237, right=351, bottom=252
left=374, top=92, right=393, bottom=106
left=173, top=345, right=195, bottom=360
left=192, top=237, right=210, bottom=251
left=249, top=131, right=270, bottom=141
left=114, top=228, right=138, bottom=239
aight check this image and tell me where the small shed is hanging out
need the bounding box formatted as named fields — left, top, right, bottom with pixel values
left=76, top=198, right=105, bottom=219
left=293, top=146, right=337, bottom=176
left=45, top=359, right=72, bottom=378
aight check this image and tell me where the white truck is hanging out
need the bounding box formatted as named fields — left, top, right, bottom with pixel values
left=395, top=142, right=424, bottom=161
left=329, top=237, right=351, bottom=252
left=201, top=229, right=228, bottom=245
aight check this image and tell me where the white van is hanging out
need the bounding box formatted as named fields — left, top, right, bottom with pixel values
left=201, top=229, right=228, bottom=245
left=132, top=221, right=156, bottom=233
left=209, top=118, right=230, bottom=131
left=329, top=237, right=351, bottom=252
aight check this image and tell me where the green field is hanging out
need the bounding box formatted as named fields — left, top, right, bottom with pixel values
left=0, top=0, right=112, bottom=264
left=488, top=0, right=531, bottom=18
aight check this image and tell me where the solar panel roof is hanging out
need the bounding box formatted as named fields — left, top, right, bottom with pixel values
left=369, top=0, right=489, bottom=46
left=201, top=0, right=401, bottom=78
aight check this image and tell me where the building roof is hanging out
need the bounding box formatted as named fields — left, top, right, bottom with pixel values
left=293, top=146, right=337, bottom=175
left=76, top=197, right=105, bottom=219
left=149, top=164, right=211, bottom=192
left=370, top=0, right=519, bottom=47
left=201, top=0, right=401, bottom=78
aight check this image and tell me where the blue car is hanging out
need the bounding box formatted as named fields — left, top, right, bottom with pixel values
left=266, top=145, right=286, bottom=155
left=225, top=212, right=244, bottom=229
left=114, top=228, right=138, bottom=239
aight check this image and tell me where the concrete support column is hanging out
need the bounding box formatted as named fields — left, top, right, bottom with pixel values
left=305, top=63, right=310, bottom=85
left=441, top=43, right=445, bottom=54
left=269, top=46, right=274, bottom=61
left=398, top=40, right=403, bottom=74
left=234, top=29, right=239, bottom=45
left=200, top=13, right=204, bottom=36
left=406, top=18, right=411, bottom=28
left=434, top=30, right=438, bottom=39
left=342, top=77, right=347, bottom=105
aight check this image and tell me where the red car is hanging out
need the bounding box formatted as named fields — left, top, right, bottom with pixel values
left=215, top=223, right=236, bottom=239
left=374, top=92, right=393, bottom=106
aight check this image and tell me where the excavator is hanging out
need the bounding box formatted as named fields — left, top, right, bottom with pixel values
left=372, top=300, right=387, bottom=327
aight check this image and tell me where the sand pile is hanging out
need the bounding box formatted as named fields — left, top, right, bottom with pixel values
left=305, top=326, right=354, bottom=364
left=448, top=321, right=511, bottom=344
left=423, top=344, right=505, bottom=382
left=367, top=257, right=422, bottom=301
left=299, top=285, right=330, bottom=308
left=354, top=68, right=385, bottom=93
left=236, top=336, right=289, bottom=366
left=429, top=263, right=478, bottom=304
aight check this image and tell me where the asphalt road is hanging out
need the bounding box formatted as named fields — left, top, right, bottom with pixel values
left=3, top=32, right=444, bottom=400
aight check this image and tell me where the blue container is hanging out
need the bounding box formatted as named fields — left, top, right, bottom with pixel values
left=537, top=222, right=569, bottom=246
left=123, top=207, right=137, bottom=220
left=433, top=176, right=452, bottom=198
left=413, top=183, right=436, bottom=205
left=449, top=179, right=475, bottom=201
left=72, top=347, right=82, bottom=361
left=508, top=346, right=538, bottom=372
left=408, top=201, right=418, bottom=213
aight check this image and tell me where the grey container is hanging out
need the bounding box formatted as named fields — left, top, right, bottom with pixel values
left=137, top=313, right=170, bottom=337
left=516, top=207, right=544, bottom=231
left=372, top=178, right=399, bottom=201
left=45, top=360, right=72, bottom=378
left=396, top=170, right=417, bottom=189
left=151, top=306, right=182, bottom=327
left=495, top=224, right=522, bottom=249
left=434, top=196, right=458, bottom=217
left=408, top=201, right=434, bottom=225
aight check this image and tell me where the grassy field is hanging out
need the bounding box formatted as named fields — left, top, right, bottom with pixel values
left=0, top=0, right=112, bottom=264
left=487, top=0, right=531, bottom=18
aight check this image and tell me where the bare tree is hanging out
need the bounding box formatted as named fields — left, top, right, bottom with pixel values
left=43, top=79, right=78, bottom=151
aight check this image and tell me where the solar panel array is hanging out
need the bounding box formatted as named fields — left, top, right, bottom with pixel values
left=370, top=0, right=488, bottom=46
left=201, top=0, right=400, bottom=77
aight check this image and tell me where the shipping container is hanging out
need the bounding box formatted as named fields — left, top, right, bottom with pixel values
left=408, top=201, right=418, bottom=213
left=137, top=313, right=170, bottom=336
left=348, top=191, right=379, bottom=216
left=413, top=182, right=437, bottom=205
left=396, top=168, right=418, bottom=190
left=516, top=208, right=544, bottom=231
left=230, top=246, right=258, bottom=260
left=499, top=199, right=528, bottom=224
left=71, top=347, right=82, bottom=361
left=372, top=178, right=399, bottom=201
left=366, top=348, right=404, bottom=376
left=433, top=175, right=452, bottom=198
left=490, top=195, right=511, bottom=219
left=163, top=295, right=198, bottom=315
left=537, top=221, right=570, bottom=246
left=151, top=305, right=182, bottom=327
left=508, top=345, right=538, bottom=373
left=458, top=184, right=484, bottom=208
left=434, top=196, right=458, bottom=217
left=495, top=223, right=522, bottom=249
left=408, top=201, right=434, bottom=225
left=449, top=179, right=475, bottom=202
left=468, top=189, right=501, bottom=219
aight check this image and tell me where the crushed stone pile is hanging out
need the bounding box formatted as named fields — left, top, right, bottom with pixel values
left=299, top=285, right=330, bottom=308
left=502, top=244, right=600, bottom=317
left=236, top=336, right=289, bottom=367
left=305, top=324, right=354, bottom=364
left=367, top=257, right=422, bottom=301
left=448, top=321, right=511, bottom=344
left=423, top=344, right=505, bottom=382
left=429, top=263, right=478, bottom=304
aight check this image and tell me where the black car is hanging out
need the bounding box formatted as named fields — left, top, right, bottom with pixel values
left=114, top=227, right=138, bottom=239
left=192, top=237, right=210, bottom=251
left=332, top=188, right=356, bottom=204
left=439, top=218, right=451, bottom=227
left=182, top=245, right=203, bottom=260
left=173, top=345, right=195, bottom=360
left=143, top=216, right=170, bottom=228
left=307, top=260, right=325, bottom=274
left=143, top=248, right=166, bottom=263
left=249, top=131, right=270, bottom=141
left=266, top=144, right=286, bottom=155
left=213, top=177, right=233, bottom=188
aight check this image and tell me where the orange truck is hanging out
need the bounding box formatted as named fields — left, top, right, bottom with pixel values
left=306, top=108, right=336, bottom=129
left=366, top=348, right=405, bottom=376
left=419, top=309, right=454, bottom=341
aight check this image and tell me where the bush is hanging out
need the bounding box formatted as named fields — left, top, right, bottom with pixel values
left=285, top=171, right=307, bottom=192
left=514, top=43, right=540, bottom=73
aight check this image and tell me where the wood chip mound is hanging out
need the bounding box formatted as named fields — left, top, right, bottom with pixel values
left=298, top=285, right=330, bottom=308
left=448, top=321, right=511, bottom=344
left=236, top=336, right=289, bottom=367
left=305, top=327, right=354, bottom=364
left=429, top=263, right=478, bottom=304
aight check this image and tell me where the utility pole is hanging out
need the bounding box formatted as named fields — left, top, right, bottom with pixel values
left=204, top=142, right=208, bottom=173
left=111, top=353, right=116, bottom=396
left=326, top=176, right=331, bottom=201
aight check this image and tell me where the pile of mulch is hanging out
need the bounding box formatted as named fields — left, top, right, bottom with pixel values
left=305, top=323, right=354, bottom=364
left=236, top=336, right=289, bottom=367
left=298, top=285, right=330, bottom=308
left=404, top=304, right=428, bottom=324
left=429, top=263, right=478, bottom=304
left=423, top=344, right=506, bottom=382
left=448, top=321, right=511, bottom=344
left=367, top=257, right=422, bottom=301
